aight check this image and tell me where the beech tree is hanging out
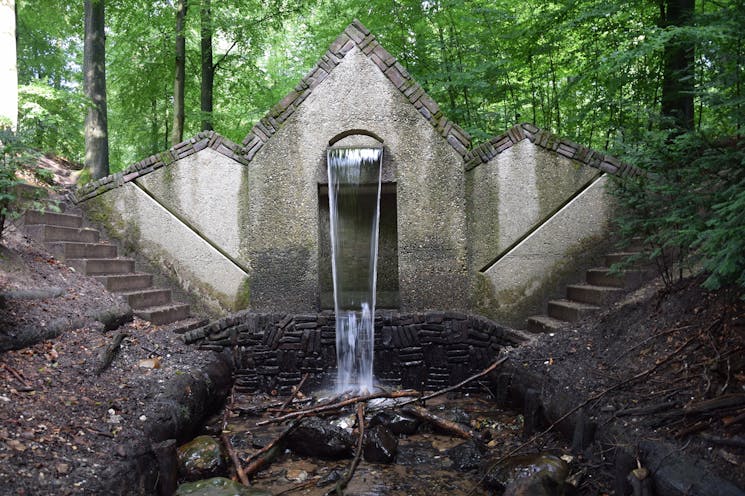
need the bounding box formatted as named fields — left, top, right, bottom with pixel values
left=83, top=0, right=109, bottom=179
left=0, top=0, right=17, bottom=129
left=171, top=0, right=187, bottom=145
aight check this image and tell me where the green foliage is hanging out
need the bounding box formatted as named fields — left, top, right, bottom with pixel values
left=17, top=83, right=86, bottom=162
left=0, top=129, right=54, bottom=242
left=612, top=132, right=745, bottom=291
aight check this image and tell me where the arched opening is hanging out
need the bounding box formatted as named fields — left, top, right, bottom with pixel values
left=318, top=132, right=399, bottom=310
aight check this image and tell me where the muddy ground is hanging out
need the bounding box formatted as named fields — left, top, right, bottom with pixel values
left=1, top=217, right=744, bottom=495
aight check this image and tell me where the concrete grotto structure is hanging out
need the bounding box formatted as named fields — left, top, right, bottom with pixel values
left=71, top=20, right=642, bottom=329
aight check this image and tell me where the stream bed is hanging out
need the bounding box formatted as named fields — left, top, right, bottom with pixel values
left=178, top=390, right=574, bottom=496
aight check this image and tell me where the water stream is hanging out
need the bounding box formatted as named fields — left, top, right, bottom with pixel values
left=327, top=147, right=383, bottom=393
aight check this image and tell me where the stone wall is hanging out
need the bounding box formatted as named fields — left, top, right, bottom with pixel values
left=183, top=311, right=527, bottom=394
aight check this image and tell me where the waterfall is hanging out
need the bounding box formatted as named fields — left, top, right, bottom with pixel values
left=327, top=147, right=383, bottom=393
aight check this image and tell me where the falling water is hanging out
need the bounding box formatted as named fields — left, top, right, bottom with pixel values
left=327, top=147, right=383, bottom=393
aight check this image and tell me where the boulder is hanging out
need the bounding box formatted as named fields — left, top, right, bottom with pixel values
left=446, top=440, right=483, bottom=472
left=175, top=477, right=272, bottom=496
left=368, top=410, right=421, bottom=436
left=176, top=435, right=225, bottom=480
left=286, top=417, right=354, bottom=459
left=483, top=453, right=568, bottom=493
left=363, top=425, right=398, bottom=463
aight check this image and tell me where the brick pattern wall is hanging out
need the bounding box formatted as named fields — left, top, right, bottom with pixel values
left=183, top=311, right=526, bottom=394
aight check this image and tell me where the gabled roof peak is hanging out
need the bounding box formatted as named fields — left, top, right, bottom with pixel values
left=240, top=20, right=472, bottom=161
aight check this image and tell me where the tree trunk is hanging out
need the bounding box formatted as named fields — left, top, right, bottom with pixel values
left=200, top=0, right=213, bottom=131
left=171, top=0, right=187, bottom=145
left=0, top=0, right=17, bottom=130
left=660, top=0, right=695, bottom=132
left=83, top=0, right=109, bottom=179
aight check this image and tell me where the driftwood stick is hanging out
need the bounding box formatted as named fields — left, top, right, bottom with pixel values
left=398, top=356, right=508, bottom=408
left=330, top=402, right=366, bottom=496
left=96, top=332, right=129, bottom=375
left=279, top=372, right=310, bottom=413
left=402, top=405, right=475, bottom=440
left=221, top=433, right=250, bottom=486
left=243, top=418, right=302, bottom=472
left=2, top=363, right=30, bottom=388
left=256, top=389, right=420, bottom=426
left=243, top=443, right=284, bottom=479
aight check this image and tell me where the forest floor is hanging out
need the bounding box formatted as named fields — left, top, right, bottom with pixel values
left=1, top=216, right=744, bottom=495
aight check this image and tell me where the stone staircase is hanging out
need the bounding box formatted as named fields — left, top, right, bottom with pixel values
left=22, top=208, right=191, bottom=325
left=526, top=241, right=651, bottom=333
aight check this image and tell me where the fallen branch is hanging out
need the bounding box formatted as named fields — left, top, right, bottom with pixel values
left=402, top=405, right=475, bottom=440
left=330, top=402, right=365, bottom=496
left=243, top=419, right=302, bottom=478
left=96, top=332, right=129, bottom=375
left=398, top=356, right=508, bottom=408
left=2, top=363, right=30, bottom=388
left=221, top=433, right=250, bottom=486
left=256, top=389, right=420, bottom=426
left=699, top=432, right=745, bottom=449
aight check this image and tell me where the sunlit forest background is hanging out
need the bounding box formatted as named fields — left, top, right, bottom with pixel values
left=10, top=0, right=745, bottom=291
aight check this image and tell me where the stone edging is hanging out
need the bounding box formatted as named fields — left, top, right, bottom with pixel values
left=464, top=123, right=644, bottom=177
left=240, top=19, right=472, bottom=160
left=71, top=131, right=245, bottom=203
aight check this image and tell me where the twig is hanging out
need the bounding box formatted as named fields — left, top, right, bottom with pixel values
left=256, top=390, right=420, bottom=426
left=330, top=402, right=365, bottom=496
left=279, top=373, right=310, bottom=413
left=2, top=364, right=30, bottom=388
left=610, top=325, right=693, bottom=366
left=398, top=356, right=508, bottom=408
left=221, top=433, right=250, bottom=486
left=274, top=479, right=318, bottom=495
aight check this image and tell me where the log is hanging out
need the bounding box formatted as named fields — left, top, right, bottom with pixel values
left=402, top=405, right=475, bottom=440
left=96, top=332, right=129, bottom=375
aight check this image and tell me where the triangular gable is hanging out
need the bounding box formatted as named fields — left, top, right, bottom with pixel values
left=465, top=123, right=642, bottom=177
left=240, top=19, right=472, bottom=161
left=73, top=131, right=245, bottom=203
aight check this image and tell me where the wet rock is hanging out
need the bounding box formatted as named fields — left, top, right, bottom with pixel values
left=175, top=477, right=272, bottom=496
left=368, top=410, right=421, bottom=436
left=176, top=435, right=225, bottom=480
left=286, top=417, right=354, bottom=459
left=447, top=440, right=483, bottom=471
left=483, top=453, right=569, bottom=493
left=503, top=473, right=561, bottom=496
left=363, top=425, right=398, bottom=463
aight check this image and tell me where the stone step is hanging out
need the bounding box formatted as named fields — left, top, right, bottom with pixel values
left=586, top=268, right=646, bottom=289
left=95, top=273, right=153, bottom=292
left=47, top=242, right=117, bottom=260
left=526, top=315, right=567, bottom=333
left=67, top=258, right=135, bottom=275
left=547, top=299, right=600, bottom=322
left=23, top=210, right=82, bottom=228
left=605, top=252, right=647, bottom=267
left=137, top=303, right=191, bottom=325
left=566, top=284, right=624, bottom=306
left=121, top=289, right=172, bottom=310
left=25, top=224, right=99, bottom=244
